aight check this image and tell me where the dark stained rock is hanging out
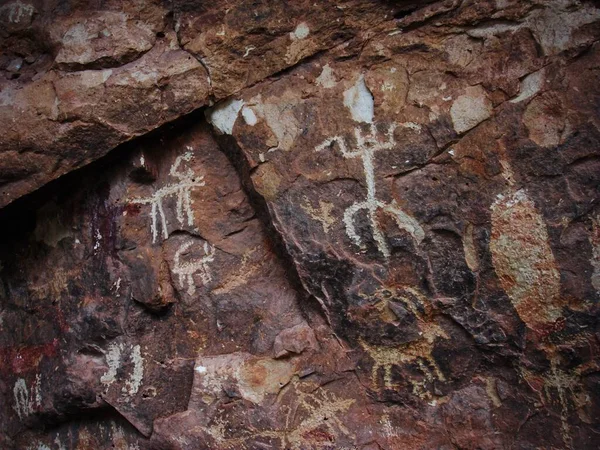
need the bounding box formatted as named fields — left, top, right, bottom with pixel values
left=1, top=0, right=600, bottom=449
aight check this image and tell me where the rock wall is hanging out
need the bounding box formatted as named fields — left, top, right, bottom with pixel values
left=1, top=0, right=599, bottom=449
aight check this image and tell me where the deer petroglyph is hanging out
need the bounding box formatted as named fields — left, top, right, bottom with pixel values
left=130, top=150, right=205, bottom=243
left=359, top=287, right=447, bottom=399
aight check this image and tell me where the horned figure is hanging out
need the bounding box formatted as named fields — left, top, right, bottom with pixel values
left=130, top=149, right=206, bottom=243
left=173, top=241, right=215, bottom=296
left=359, top=287, right=447, bottom=399
left=315, top=122, right=424, bottom=258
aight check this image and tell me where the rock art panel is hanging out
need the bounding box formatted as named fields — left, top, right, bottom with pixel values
left=1, top=1, right=600, bottom=449
left=213, top=1, right=600, bottom=447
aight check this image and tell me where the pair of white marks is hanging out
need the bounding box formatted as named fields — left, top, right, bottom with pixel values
left=315, top=122, right=425, bottom=258
left=100, top=343, right=144, bottom=396
left=130, top=150, right=205, bottom=243
left=2, top=1, right=35, bottom=24
left=172, top=240, right=215, bottom=295
left=13, top=374, right=42, bottom=420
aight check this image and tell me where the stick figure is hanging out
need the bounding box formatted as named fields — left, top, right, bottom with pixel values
left=316, top=123, right=424, bottom=257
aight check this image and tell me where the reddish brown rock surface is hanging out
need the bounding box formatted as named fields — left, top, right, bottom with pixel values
left=1, top=0, right=599, bottom=449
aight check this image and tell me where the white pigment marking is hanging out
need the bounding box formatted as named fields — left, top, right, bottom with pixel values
left=400, top=122, right=422, bottom=132
left=101, top=343, right=146, bottom=397
left=13, top=376, right=41, bottom=420
left=124, top=345, right=144, bottom=395
left=2, top=1, right=35, bottom=24
left=343, top=74, right=374, bottom=124
left=101, top=342, right=123, bottom=386
left=195, top=365, right=207, bottom=374
left=34, top=373, right=41, bottom=406
left=381, top=81, right=394, bottom=92
left=172, top=240, right=215, bottom=295
left=130, top=151, right=205, bottom=243
left=316, top=122, right=424, bottom=257
left=113, top=277, right=122, bottom=297
left=28, top=444, right=51, bottom=450
left=13, top=378, right=29, bottom=419
left=93, top=228, right=102, bottom=252
left=206, top=98, right=244, bottom=134
left=54, top=436, right=66, bottom=450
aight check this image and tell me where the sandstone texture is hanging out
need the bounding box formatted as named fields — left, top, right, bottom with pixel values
left=1, top=0, right=600, bottom=449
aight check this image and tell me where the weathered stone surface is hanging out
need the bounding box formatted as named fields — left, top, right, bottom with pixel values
left=0, top=0, right=429, bottom=209
left=1, top=0, right=600, bottom=449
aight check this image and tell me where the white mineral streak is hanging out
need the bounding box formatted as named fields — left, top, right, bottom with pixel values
left=343, top=74, right=374, bottom=124
left=206, top=98, right=244, bottom=134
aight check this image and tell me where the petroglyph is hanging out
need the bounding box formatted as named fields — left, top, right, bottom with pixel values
left=172, top=240, right=215, bottom=295
left=316, top=122, right=424, bottom=257
left=130, top=150, right=205, bottom=243
left=283, top=378, right=356, bottom=449
left=301, top=198, right=335, bottom=233
left=13, top=374, right=42, bottom=420
left=1, top=1, right=35, bottom=24
left=100, top=343, right=145, bottom=397
left=123, top=345, right=144, bottom=395
left=490, top=189, right=562, bottom=331
left=202, top=376, right=356, bottom=449
left=520, top=357, right=588, bottom=449
left=359, top=288, right=447, bottom=398
left=100, top=342, right=123, bottom=386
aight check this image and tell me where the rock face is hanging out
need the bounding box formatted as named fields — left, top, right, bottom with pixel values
left=1, top=0, right=599, bottom=449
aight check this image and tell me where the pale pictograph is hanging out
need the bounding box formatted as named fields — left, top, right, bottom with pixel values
left=100, top=343, right=145, bottom=397
left=359, top=287, right=447, bottom=399
left=130, top=149, right=205, bottom=243
left=315, top=122, right=424, bottom=257
left=173, top=240, right=215, bottom=295
left=13, top=375, right=41, bottom=420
